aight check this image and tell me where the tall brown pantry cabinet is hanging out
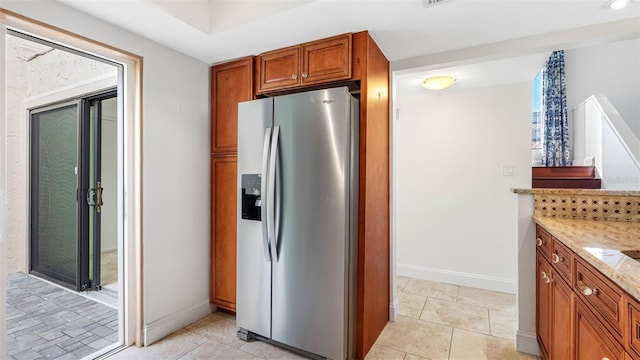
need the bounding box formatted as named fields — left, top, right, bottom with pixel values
left=209, top=57, right=254, bottom=312
left=209, top=31, right=389, bottom=359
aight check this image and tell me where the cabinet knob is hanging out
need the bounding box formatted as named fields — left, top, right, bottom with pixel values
left=602, top=358, right=610, bottom=360
left=536, top=238, right=543, bottom=246
left=301, top=72, right=308, bottom=78
left=291, top=74, right=298, bottom=80
left=552, top=253, right=563, bottom=263
left=542, top=271, right=551, bottom=284
left=581, top=286, right=598, bottom=296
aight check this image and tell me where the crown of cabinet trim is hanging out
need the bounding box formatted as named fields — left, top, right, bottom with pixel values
left=257, top=33, right=352, bottom=94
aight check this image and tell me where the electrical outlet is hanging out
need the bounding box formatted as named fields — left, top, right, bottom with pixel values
left=502, top=165, right=516, bottom=176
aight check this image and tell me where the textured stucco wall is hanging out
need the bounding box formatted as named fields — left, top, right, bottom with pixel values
left=6, top=35, right=116, bottom=273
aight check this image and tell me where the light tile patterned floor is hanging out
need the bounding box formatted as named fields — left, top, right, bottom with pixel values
left=368, top=276, right=536, bottom=360
left=107, top=277, right=539, bottom=360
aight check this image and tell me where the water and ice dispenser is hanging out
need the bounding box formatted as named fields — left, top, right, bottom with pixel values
left=241, top=174, right=261, bottom=221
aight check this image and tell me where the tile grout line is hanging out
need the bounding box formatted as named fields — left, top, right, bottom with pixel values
left=486, top=307, right=492, bottom=337
left=447, top=325, right=454, bottom=360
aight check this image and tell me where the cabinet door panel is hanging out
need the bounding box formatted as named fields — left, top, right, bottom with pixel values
left=537, top=253, right=551, bottom=358
left=211, top=156, right=237, bottom=311
left=211, top=58, right=254, bottom=154
left=258, top=46, right=300, bottom=93
left=301, top=33, right=352, bottom=86
left=575, top=298, right=624, bottom=360
left=629, top=298, right=640, bottom=359
left=551, top=276, right=573, bottom=360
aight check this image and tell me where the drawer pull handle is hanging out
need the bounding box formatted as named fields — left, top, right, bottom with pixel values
left=536, top=238, right=543, bottom=246
left=552, top=253, right=563, bottom=264
left=581, top=286, right=598, bottom=296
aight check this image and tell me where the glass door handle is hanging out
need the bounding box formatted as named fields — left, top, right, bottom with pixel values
left=86, top=181, right=104, bottom=213
left=95, top=181, right=103, bottom=213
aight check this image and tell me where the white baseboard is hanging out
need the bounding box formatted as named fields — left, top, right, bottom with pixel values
left=143, top=299, right=211, bottom=346
left=389, top=297, right=399, bottom=321
left=397, top=263, right=517, bottom=294
left=516, top=330, right=540, bottom=356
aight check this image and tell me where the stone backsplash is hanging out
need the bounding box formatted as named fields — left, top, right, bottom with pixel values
left=512, top=188, right=640, bottom=222
left=534, top=193, right=640, bottom=222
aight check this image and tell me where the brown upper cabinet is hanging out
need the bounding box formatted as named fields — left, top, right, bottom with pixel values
left=210, top=57, right=254, bottom=154
left=257, top=33, right=352, bottom=94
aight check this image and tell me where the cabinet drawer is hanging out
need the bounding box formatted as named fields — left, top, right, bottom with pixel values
left=551, top=238, right=573, bottom=285
left=536, top=225, right=552, bottom=260
left=575, top=257, right=624, bottom=340
left=628, top=297, right=640, bottom=359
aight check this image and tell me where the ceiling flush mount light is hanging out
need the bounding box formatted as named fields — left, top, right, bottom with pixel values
left=606, top=0, right=630, bottom=9
left=422, top=75, right=456, bottom=90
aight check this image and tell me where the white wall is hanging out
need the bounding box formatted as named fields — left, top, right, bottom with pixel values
left=395, top=82, right=532, bottom=294
left=2, top=0, right=211, bottom=345
left=574, top=96, right=640, bottom=190
left=565, top=38, right=640, bottom=139
left=602, top=118, right=640, bottom=189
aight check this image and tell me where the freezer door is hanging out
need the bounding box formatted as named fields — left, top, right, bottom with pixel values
left=236, top=98, right=273, bottom=338
left=271, top=87, right=356, bottom=359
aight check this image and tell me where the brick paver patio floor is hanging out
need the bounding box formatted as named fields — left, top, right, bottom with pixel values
left=6, top=273, right=118, bottom=360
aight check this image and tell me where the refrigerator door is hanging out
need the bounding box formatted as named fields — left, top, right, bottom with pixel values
left=236, top=98, right=273, bottom=338
left=271, top=87, right=356, bottom=359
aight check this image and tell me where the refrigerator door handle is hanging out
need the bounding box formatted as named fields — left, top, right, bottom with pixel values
left=261, top=127, right=273, bottom=262
left=268, top=125, right=280, bottom=262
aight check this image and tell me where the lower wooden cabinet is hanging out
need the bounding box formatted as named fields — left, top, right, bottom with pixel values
left=536, top=224, right=640, bottom=360
left=210, top=155, right=237, bottom=311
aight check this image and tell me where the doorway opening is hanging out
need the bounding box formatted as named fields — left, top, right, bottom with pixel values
left=3, top=26, right=132, bottom=358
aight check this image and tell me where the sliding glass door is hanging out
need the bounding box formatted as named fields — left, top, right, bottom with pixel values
left=30, top=90, right=116, bottom=291
left=84, top=91, right=117, bottom=291
left=30, top=102, right=81, bottom=288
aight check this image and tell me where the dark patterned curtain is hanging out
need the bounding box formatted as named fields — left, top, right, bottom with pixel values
left=542, top=50, right=570, bottom=166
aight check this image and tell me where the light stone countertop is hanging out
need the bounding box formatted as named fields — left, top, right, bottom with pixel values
left=533, top=216, right=640, bottom=301
left=513, top=188, right=640, bottom=196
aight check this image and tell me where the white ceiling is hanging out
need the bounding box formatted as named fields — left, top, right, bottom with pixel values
left=394, top=52, right=551, bottom=96
left=53, top=0, right=639, bottom=93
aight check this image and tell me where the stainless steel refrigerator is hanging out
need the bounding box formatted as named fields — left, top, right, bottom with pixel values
left=236, top=87, right=359, bottom=359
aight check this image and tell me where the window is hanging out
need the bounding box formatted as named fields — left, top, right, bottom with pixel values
left=532, top=69, right=544, bottom=149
